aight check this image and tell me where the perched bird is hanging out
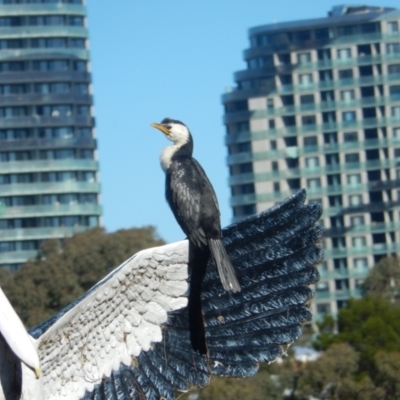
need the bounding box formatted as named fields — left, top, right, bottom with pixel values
left=0, top=190, right=323, bottom=400
left=151, top=118, right=241, bottom=293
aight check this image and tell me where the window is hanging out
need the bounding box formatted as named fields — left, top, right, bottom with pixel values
left=306, top=178, right=321, bottom=188
left=352, top=237, right=366, bottom=248
left=388, top=64, right=400, bottom=75
left=340, top=90, right=355, bottom=101
left=347, top=174, right=361, bottom=185
left=354, top=257, right=368, bottom=269
left=299, top=73, right=313, bottom=85
left=343, top=132, right=358, bottom=142
left=338, top=25, right=357, bottom=36
left=269, top=119, right=275, bottom=129
left=338, top=69, right=353, bottom=79
left=390, top=85, right=400, bottom=98
left=388, top=21, right=399, bottom=33
left=302, top=115, right=316, bottom=125
left=305, top=157, right=319, bottom=168
left=335, top=279, right=349, bottom=291
left=239, top=163, right=253, bottom=174
left=392, top=106, right=400, bottom=118
left=75, top=83, right=88, bottom=94
left=350, top=215, right=364, bottom=226
left=273, top=182, right=280, bottom=192
left=300, top=94, right=314, bottom=104
left=297, top=52, right=311, bottom=64
left=345, top=154, right=360, bottom=163
left=394, top=128, right=400, bottom=137
left=270, top=140, right=277, bottom=150
left=337, top=48, right=351, bottom=60
left=316, top=303, right=331, bottom=314
left=342, top=111, right=356, bottom=122
left=349, top=195, right=362, bottom=206
left=316, top=282, right=329, bottom=292
left=267, top=98, right=274, bottom=109
left=387, top=43, right=400, bottom=54
left=272, top=161, right=278, bottom=171
left=304, top=136, right=317, bottom=146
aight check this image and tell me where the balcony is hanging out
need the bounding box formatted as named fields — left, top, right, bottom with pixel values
left=0, top=4, right=86, bottom=17
left=0, top=71, right=91, bottom=84
left=0, top=159, right=98, bottom=173
left=228, top=159, right=400, bottom=185
left=230, top=180, right=400, bottom=206
left=0, top=181, right=100, bottom=196
left=226, top=137, right=400, bottom=166
left=0, top=136, right=96, bottom=151
left=0, top=115, right=93, bottom=128
left=0, top=203, right=102, bottom=219
left=0, top=93, right=92, bottom=106
left=0, top=26, right=87, bottom=39
left=0, top=249, right=37, bottom=264
left=0, top=48, right=89, bottom=62
left=324, top=242, right=400, bottom=258
left=0, top=225, right=87, bottom=241
left=315, top=288, right=362, bottom=301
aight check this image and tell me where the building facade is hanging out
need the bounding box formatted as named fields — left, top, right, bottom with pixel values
left=222, top=5, right=400, bottom=318
left=0, top=0, right=101, bottom=271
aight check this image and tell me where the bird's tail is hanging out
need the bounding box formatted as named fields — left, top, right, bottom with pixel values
left=208, top=238, right=241, bottom=293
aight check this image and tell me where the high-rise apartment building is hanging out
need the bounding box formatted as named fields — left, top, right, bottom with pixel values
left=0, top=0, right=101, bottom=271
left=222, top=5, right=400, bottom=318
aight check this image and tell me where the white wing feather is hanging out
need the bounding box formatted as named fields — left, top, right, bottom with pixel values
left=37, top=240, right=189, bottom=400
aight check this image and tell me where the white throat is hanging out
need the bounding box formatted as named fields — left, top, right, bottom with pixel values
left=160, top=144, right=179, bottom=171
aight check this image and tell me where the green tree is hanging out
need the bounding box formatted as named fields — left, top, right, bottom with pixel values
left=363, top=256, right=400, bottom=305
left=0, top=226, right=164, bottom=328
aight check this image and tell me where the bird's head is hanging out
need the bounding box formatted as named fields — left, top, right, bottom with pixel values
left=151, top=118, right=191, bottom=147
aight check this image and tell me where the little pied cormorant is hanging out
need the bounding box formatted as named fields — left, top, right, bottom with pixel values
left=151, top=118, right=241, bottom=293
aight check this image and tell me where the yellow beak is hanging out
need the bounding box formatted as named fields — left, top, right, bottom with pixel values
left=151, top=123, right=170, bottom=135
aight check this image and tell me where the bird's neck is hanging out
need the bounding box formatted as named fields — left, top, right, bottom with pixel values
left=160, top=139, right=193, bottom=172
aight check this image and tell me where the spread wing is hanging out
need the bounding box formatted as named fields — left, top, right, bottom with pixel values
left=166, top=158, right=219, bottom=248
left=27, top=189, right=322, bottom=400
left=29, top=241, right=190, bottom=400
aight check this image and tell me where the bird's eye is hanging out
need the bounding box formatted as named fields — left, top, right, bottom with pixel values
left=167, top=126, right=172, bottom=130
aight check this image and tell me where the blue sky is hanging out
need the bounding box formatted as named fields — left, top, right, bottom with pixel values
left=86, top=1, right=399, bottom=243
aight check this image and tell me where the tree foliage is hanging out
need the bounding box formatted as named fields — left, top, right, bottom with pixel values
left=363, top=255, right=400, bottom=305
left=0, top=226, right=164, bottom=328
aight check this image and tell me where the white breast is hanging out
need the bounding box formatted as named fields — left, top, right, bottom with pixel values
left=160, top=145, right=178, bottom=171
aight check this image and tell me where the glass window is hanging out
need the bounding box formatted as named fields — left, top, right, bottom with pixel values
left=387, top=43, right=400, bottom=54
left=340, top=90, right=355, bottom=101
left=342, top=111, right=356, bottom=122
left=338, top=69, right=353, bottom=79
left=390, top=85, right=400, bottom=98
left=353, top=257, right=368, bottom=269
left=307, top=178, right=321, bottom=188
left=392, top=106, right=400, bottom=118
left=304, top=136, right=317, bottom=146
left=297, top=52, right=311, bottom=63
left=345, top=154, right=360, bottom=163
left=343, top=132, right=358, bottom=142
left=388, top=64, right=400, bottom=75
left=350, top=215, right=364, bottom=226
left=352, top=237, right=366, bottom=248
left=299, top=73, right=313, bottom=85
left=302, top=115, right=316, bottom=125
left=337, top=48, right=351, bottom=60
left=349, top=194, right=362, bottom=206
left=388, top=21, right=399, bottom=33
left=394, top=127, right=400, bottom=137
left=347, top=173, right=361, bottom=184
left=300, top=94, right=314, bottom=104
left=316, top=303, right=331, bottom=314
left=305, top=157, right=319, bottom=168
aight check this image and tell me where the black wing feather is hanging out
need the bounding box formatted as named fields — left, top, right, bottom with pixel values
left=78, top=190, right=323, bottom=400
